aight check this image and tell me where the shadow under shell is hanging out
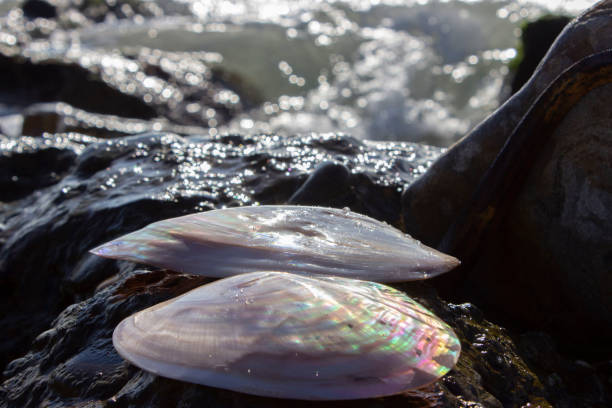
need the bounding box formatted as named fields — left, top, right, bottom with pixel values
left=113, top=271, right=461, bottom=400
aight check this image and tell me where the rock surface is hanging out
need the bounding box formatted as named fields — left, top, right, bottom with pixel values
left=1, top=131, right=610, bottom=407
left=402, top=0, right=612, bottom=247
left=0, top=131, right=441, bottom=374
left=0, top=47, right=245, bottom=129
left=20, top=102, right=208, bottom=138
left=443, top=77, right=612, bottom=355
left=0, top=268, right=549, bottom=407
left=401, top=0, right=612, bottom=357
left=0, top=1, right=257, bottom=135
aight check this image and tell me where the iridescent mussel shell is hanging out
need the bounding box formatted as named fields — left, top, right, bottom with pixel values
left=92, top=205, right=459, bottom=282
left=113, top=271, right=461, bottom=400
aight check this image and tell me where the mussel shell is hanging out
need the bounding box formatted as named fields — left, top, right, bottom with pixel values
left=92, top=205, right=459, bottom=282
left=113, top=271, right=461, bottom=400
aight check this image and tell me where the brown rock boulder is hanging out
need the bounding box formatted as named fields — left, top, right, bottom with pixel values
left=401, top=0, right=612, bottom=353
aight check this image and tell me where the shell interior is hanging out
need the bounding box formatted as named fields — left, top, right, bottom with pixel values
left=113, top=271, right=461, bottom=400
left=92, top=205, right=459, bottom=282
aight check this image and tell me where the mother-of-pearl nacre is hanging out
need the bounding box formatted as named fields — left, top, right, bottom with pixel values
left=113, top=271, right=461, bottom=400
left=92, top=205, right=459, bottom=282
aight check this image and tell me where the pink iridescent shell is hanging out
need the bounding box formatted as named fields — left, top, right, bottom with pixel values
left=92, top=205, right=459, bottom=282
left=113, top=271, right=461, bottom=400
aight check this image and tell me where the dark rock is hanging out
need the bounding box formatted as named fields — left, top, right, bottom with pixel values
left=288, top=161, right=353, bottom=206
left=1, top=268, right=550, bottom=407
left=22, top=0, right=57, bottom=20
left=73, top=0, right=175, bottom=25
left=509, top=16, right=572, bottom=96
left=21, top=102, right=209, bottom=139
left=288, top=160, right=404, bottom=224
left=64, top=254, right=120, bottom=300
left=0, top=135, right=77, bottom=202
left=0, top=129, right=609, bottom=405
left=518, top=332, right=609, bottom=407
left=436, top=53, right=612, bottom=355
left=0, top=45, right=249, bottom=129
left=0, top=53, right=157, bottom=120
left=400, top=0, right=612, bottom=354
left=402, top=0, right=612, bottom=248
left=19, top=0, right=170, bottom=29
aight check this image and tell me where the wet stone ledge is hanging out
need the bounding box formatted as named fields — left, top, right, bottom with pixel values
left=0, top=131, right=441, bottom=375
left=1, top=131, right=608, bottom=407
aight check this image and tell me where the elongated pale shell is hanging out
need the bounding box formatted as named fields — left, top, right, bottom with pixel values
left=113, top=271, right=461, bottom=400
left=92, top=205, right=459, bottom=282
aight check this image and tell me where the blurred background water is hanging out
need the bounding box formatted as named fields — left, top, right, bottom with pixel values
left=0, top=0, right=600, bottom=145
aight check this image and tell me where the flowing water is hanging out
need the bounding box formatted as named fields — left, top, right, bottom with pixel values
left=2, top=0, right=600, bottom=145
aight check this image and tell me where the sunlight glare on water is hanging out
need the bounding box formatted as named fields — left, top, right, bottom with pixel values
left=78, top=0, right=599, bottom=145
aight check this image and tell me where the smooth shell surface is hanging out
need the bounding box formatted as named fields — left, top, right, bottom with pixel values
left=113, top=271, right=461, bottom=400
left=92, top=205, right=459, bottom=282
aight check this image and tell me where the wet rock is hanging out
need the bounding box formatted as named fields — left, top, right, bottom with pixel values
left=402, top=0, right=612, bottom=248
left=1, top=269, right=549, bottom=407
left=0, top=0, right=262, bottom=125
left=21, top=102, right=207, bottom=138
left=72, top=0, right=174, bottom=25
left=287, top=159, right=404, bottom=224
left=0, top=53, right=157, bottom=119
left=288, top=161, right=353, bottom=206
left=0, top=45, right=247, bottom=129
left=399, top=0, right=612, bottom=354
left=436, top=53, right=612, bottom=355
left=18, top=0, right=168, bottom=29
left=518, top=332, right=609, bottom=407
left=0, top=134, right=77, bottom=202
left=1, top=129, right=610, bottom=405
left=0, top=131, right=442, bottom=373
left=0, top=129, right=608, bottom=406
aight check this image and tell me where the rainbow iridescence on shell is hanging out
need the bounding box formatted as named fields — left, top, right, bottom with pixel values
left=92, top=205, right=459, bottom=282
left=113, top=271, right=461, bottom=400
